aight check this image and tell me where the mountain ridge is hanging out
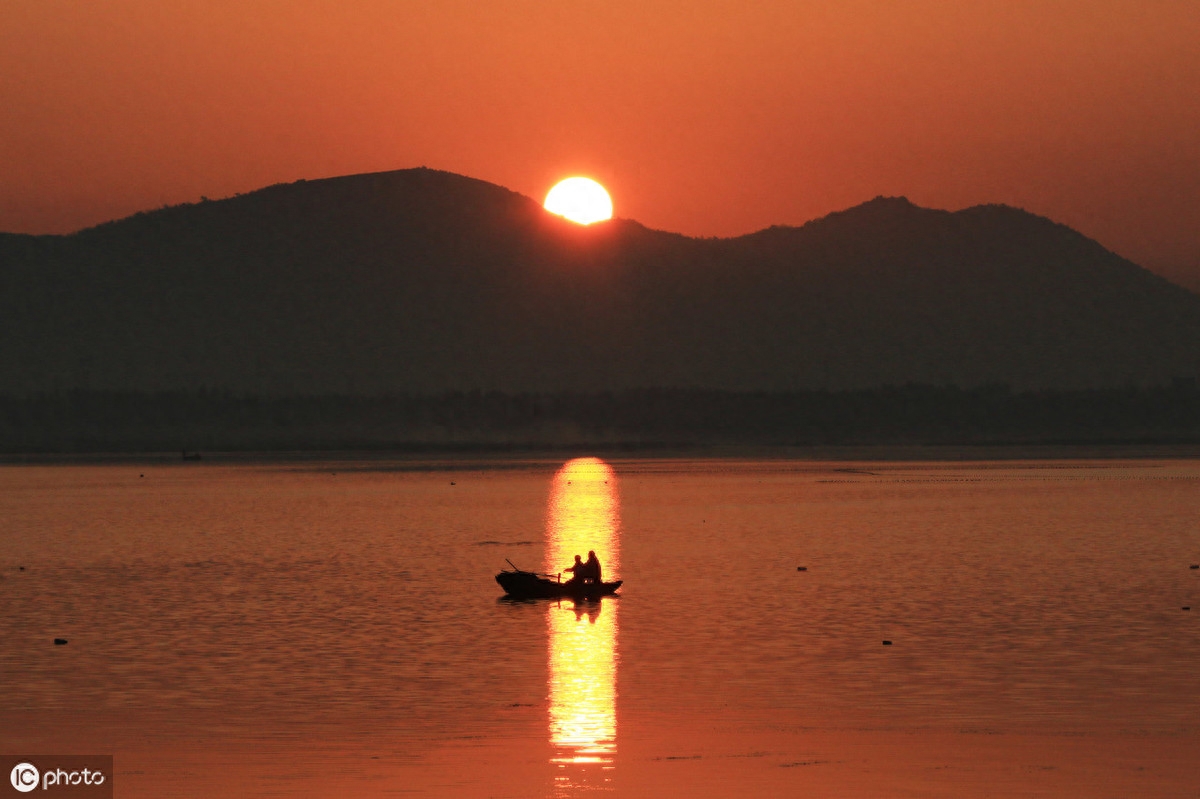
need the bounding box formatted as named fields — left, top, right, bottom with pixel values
left=2, top=167, right=1198, bottom=396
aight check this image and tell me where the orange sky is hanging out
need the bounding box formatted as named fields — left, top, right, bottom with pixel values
left=2, top=0, right=1198, bottom=288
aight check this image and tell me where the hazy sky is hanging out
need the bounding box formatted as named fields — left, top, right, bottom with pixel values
left=2, top=0, right=1198, bottom=288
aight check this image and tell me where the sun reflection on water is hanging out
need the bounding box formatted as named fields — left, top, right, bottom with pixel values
left=545, top=457, right=619, bottom=791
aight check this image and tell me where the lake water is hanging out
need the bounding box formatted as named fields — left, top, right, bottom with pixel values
left=2, top=457, right=1198, bottom=797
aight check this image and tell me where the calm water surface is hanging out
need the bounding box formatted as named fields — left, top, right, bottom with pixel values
left=1, top=458, right=1198, bottom=796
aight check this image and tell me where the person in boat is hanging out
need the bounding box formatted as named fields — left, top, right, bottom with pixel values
left=563, top=554, right=584, bottom=586
left=583, top=550, right=602, bottom=584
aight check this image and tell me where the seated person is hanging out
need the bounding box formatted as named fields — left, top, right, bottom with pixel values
left=583, top=550, right=602, bottom=583
left=563, top=554, right=584, bottom=585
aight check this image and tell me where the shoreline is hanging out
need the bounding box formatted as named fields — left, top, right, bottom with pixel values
left=4, top=442, right=1200, bottom=465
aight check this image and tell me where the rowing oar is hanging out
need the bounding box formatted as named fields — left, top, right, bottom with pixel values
left=506, top=558, right=561, bottom=581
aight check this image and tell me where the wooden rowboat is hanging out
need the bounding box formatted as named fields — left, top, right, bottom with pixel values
left=495, top=566, right=622, bottom=600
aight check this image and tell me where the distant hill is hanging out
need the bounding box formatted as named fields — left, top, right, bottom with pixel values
left=2, top=167, right=1199, bottom=395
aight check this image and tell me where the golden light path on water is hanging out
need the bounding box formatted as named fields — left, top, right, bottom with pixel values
left=545, top=457, right=620, bottom=792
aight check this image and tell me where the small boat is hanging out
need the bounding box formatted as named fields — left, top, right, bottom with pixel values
left=496, top=564, right=622, bottom=600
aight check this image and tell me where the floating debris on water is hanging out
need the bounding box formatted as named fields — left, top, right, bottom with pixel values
left=54, top=638, right=67, bottom=645
left=882, top=640, right=893, bottom=645
left=797, top=566, right=807, bottom=571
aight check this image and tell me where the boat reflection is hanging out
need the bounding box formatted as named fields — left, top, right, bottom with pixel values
left=546, top=457, right=619, bottom=792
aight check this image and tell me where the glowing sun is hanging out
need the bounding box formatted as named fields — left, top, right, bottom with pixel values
left=543, top=177, right=613, bottom=225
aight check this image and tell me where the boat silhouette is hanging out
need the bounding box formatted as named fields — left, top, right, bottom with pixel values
left=496, top=561, right=621, bottom=600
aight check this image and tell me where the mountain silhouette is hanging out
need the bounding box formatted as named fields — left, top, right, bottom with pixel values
left=2, top=167, right=1198, bottom=395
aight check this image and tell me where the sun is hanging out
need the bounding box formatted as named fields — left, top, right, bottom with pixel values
left=544, top=177, right=613, bottom=225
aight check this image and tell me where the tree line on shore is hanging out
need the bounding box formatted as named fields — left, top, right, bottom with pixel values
left=2, top=382, right=1198, bottom=452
